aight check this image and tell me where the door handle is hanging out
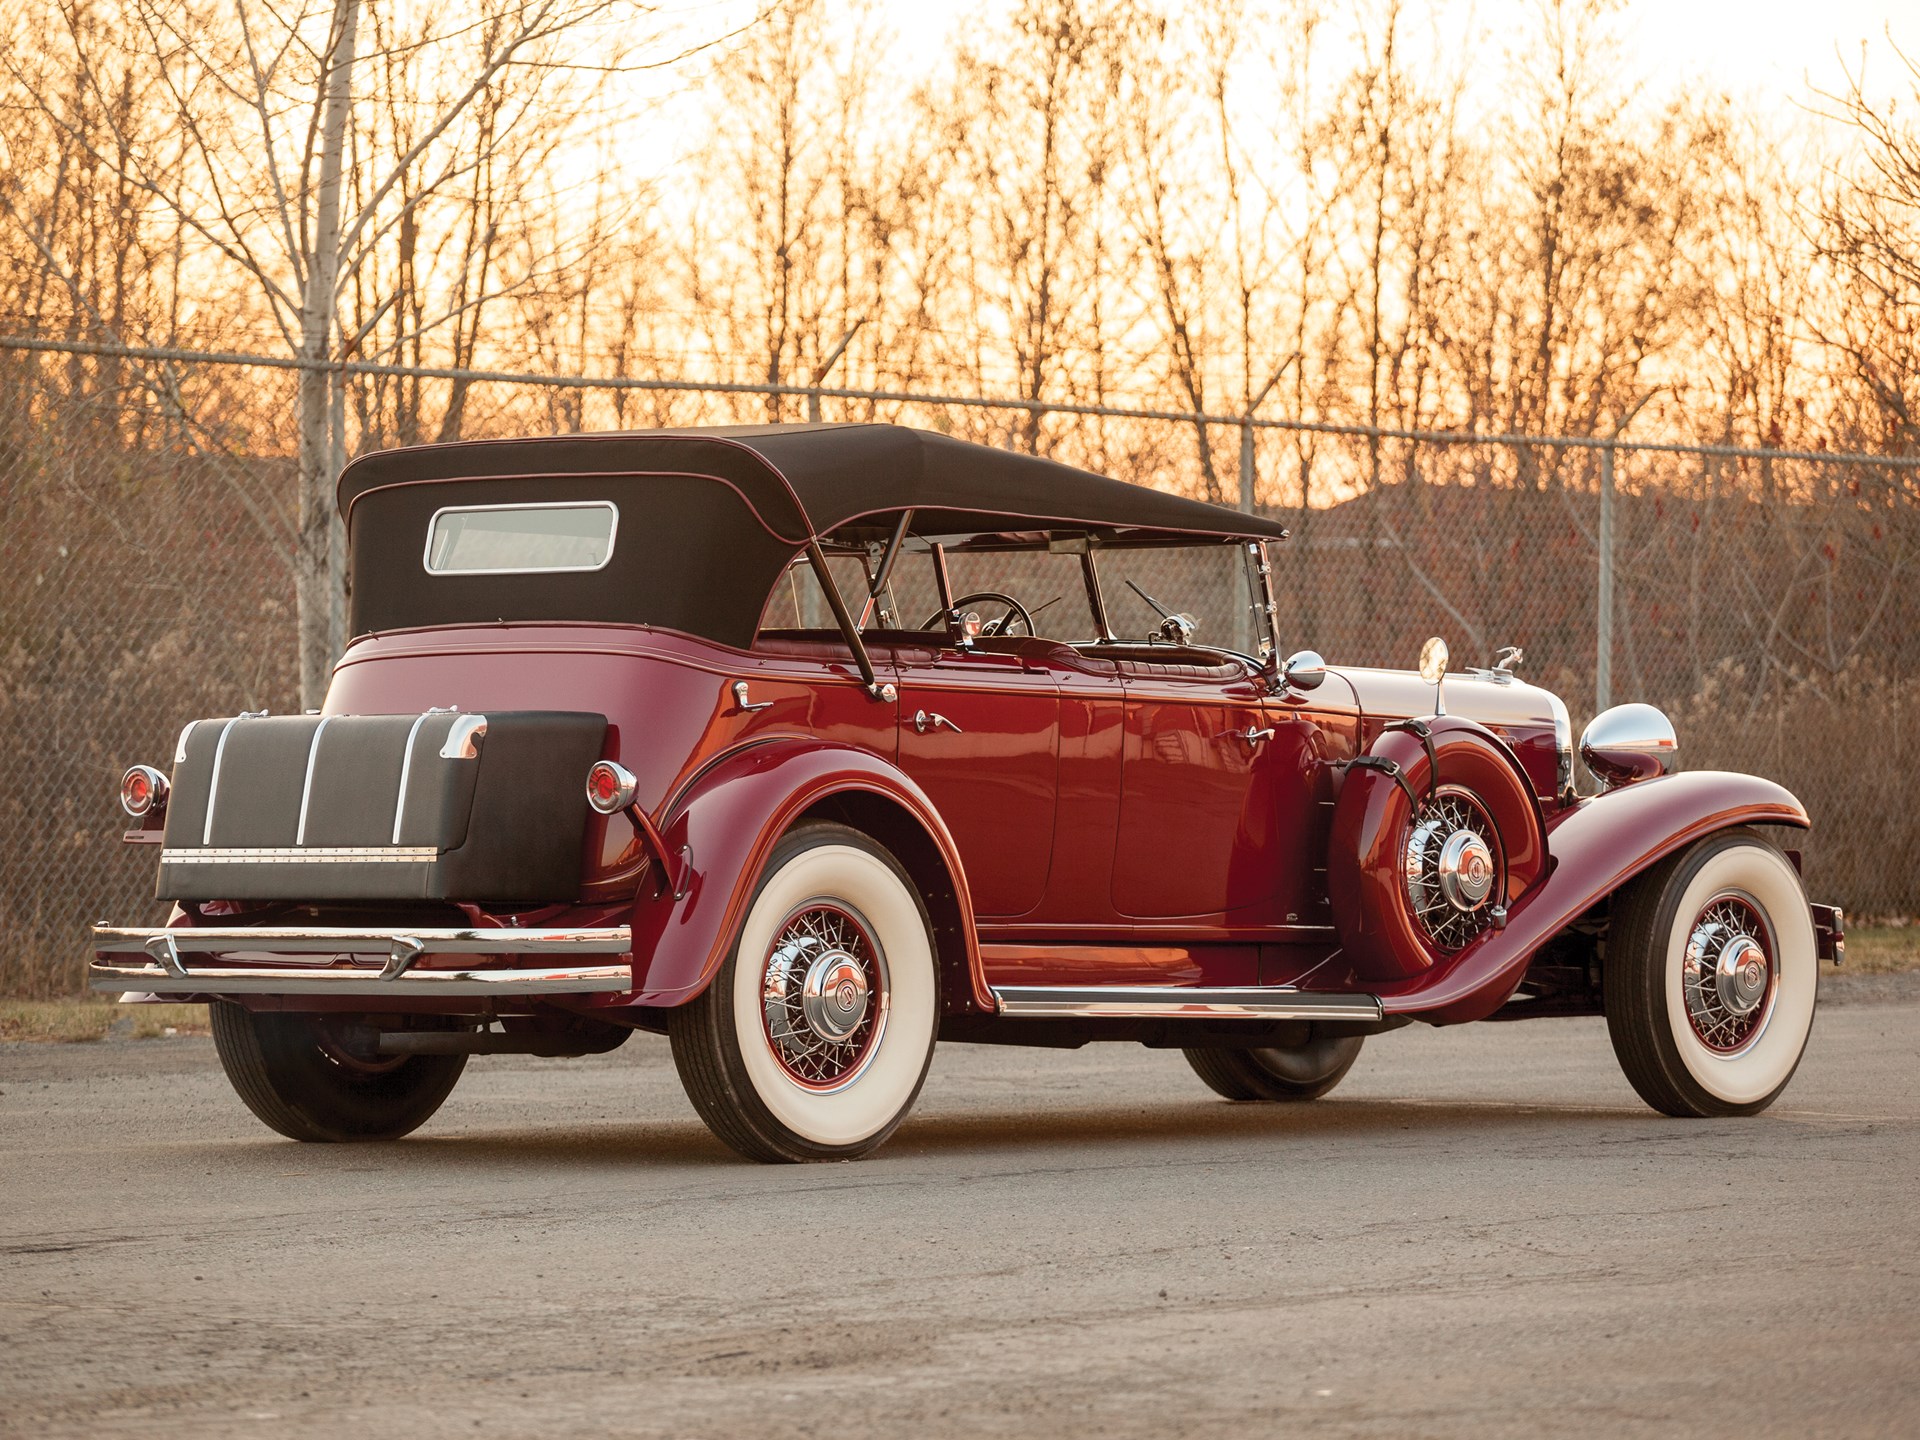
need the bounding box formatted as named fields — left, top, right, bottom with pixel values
left=1229, top=725, right=1274, bottom=746
left=731, top=680, right=773, bottom=713
left=914, top=709, right=964, bottom=734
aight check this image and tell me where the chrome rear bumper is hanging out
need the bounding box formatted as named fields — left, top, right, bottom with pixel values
left=88, top=923, right=633, bottom=997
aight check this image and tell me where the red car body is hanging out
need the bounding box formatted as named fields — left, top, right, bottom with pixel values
left=93, top=425, right=1844, bottom=1160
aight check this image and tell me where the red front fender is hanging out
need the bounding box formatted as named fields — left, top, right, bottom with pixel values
left=1375, top=770, right=1810, bottom=1024
left=619, top=739, right=991, bottom=1012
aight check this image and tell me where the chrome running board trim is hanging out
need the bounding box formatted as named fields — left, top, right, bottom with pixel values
left=990, top=985, right=1383, bottom=1021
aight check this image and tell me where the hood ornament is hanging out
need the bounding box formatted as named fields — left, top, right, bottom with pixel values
left=1469, top=645, right=1527, bottom=686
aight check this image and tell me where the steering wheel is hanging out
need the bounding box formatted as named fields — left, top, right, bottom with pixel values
left=921, top=591, right=1035, bottom=638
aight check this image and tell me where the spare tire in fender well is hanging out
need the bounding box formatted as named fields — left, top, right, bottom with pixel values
left=1327, top=717, right=1548, bottom=982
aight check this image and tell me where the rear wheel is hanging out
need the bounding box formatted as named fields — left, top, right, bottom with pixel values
left=1183, top=1033, right=1365, bottom=1102
left=1605, top=829, right=1817, bottom=1117
left=669, top=822, right=940, bottom=1162
left=209, top=1003, right=467, bottom=1141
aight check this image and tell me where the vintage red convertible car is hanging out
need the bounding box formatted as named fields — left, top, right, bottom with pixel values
left=94, top=425, right=1845, bottom=1161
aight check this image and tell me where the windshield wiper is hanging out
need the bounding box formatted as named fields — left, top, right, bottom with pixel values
left=1124, top=579, right=1176, bottom=621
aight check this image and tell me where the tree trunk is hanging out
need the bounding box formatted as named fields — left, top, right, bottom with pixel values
left=297, top=0, right=359, bottom=709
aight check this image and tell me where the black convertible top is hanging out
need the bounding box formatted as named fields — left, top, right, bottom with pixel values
left=338, top=423, right=1293, bottom=545
left=336, top=424, right=1288, bottom=649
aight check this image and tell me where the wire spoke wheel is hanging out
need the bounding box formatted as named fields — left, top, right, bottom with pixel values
left=1403, top=785, right=1505, bottom=953
left=760, top=902, right=889, bottom=1091
left=1680, top=893, right=1777, bottom=1055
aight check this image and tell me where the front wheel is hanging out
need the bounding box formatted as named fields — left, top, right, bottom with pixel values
left=209, top=1003, right=467, bottom=1141
left=669, top=822, right=940, bottom=1162
left=1183, top=1033, right=1365, bottom=1102
left=1605, top=829, right=1817, bottom=1117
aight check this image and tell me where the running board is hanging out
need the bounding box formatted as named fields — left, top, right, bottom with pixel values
left=990, top=986, right=1383, bottom=1021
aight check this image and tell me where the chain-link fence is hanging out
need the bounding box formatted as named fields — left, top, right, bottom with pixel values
left=4, top=334, right=1917, bottom=995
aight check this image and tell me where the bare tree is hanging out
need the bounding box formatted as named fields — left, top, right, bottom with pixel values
left=953, top=0, right=1136, bottom=454
left=14, top=0, right=677, bottom=702
left=1816, top=38, right=1920, bottom=460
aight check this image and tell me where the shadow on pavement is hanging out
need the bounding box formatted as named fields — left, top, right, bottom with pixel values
left=189, top=1093, right=1664, bottom=1175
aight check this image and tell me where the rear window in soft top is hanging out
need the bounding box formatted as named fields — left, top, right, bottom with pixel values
left=424, top=501, right=618, bottom=574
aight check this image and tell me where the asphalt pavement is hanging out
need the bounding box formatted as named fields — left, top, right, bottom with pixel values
left=3, top=980, right=1917, bottom=1438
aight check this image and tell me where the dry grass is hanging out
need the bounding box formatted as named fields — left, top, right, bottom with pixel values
left=1839, top=925, right=1920, bottom=975
left=1675, top=666, right=1920, bottom=917
left=0, top=999, right=210, bottom=1043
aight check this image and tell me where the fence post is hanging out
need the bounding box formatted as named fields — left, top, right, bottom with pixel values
left=1596, top=441, right=1615, bottom=713
left=1239, top=422, right=1255, bottom=514
left=807, top=320, right=864, bottom=426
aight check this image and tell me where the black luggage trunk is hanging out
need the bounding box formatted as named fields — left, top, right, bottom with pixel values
left=156, top=710, right=606, bottom=903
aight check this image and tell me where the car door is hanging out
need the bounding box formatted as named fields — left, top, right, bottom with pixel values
left=1108, top=660, right=1356, bottom=924
left=890, top=638, right=1061, bottom=919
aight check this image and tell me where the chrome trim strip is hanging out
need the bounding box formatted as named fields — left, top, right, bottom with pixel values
left=294, top=715, right=337, bottom=844
left=201, top=711, right=265, bottom=844
left=440, top=714, right=488, bottom=759
left=91, top=923, right=632, bottom=956
left=1545, top=687, right=1576, bottom=804
left=89, top=959, right=633, bottom=998
left=173, top=718, right=202, bottom=767
left=392, top=708, right=454, bottom=844
left=161, top=846, right=438, bottom=864
left=990, top=985, right=1383, bottom=1021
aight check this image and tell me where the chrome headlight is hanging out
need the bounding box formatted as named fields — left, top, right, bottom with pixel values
left=1545, top=688, right=1576, bottom=804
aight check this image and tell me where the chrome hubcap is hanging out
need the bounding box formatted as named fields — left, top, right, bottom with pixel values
left=1405, top=788, right=1504, bottom=951
left=801, top=951, right=871, bottom=1041
left=1436, top=830, right=1496, bottom=910
left=1683, top=895, right=1775, bottom=1053
left=762, top=903, right=887, bottom=1089
left=1717, top=936, right=1769, bottom=1015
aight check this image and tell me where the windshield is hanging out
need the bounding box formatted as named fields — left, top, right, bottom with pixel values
left=1095, top=543, right=1272, bottom=656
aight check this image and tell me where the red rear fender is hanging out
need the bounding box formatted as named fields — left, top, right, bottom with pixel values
left=621, top=739, right=992, bottom=1013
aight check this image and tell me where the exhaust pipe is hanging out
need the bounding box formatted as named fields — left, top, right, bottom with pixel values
left=350, top=1023, right=631, bottom=1058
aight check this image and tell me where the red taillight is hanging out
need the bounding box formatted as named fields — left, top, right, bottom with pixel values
left=585, top=760, right=637, bottom=815
left=120, top=764, right=170, bottom=818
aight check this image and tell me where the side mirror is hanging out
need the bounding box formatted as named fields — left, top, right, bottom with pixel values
left=1281, top=650, right=1327, bottom=691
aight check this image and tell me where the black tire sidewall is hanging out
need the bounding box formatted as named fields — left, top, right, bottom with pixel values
left=1183, top=1032, right=1365, bottom=1103
left=211, top=1001, right=467, bottom=1142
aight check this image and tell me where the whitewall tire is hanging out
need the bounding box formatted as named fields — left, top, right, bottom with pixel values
left=669, top=821, right=939, bottom=1162
left=1606, top=829, right=1817, bottom=1117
